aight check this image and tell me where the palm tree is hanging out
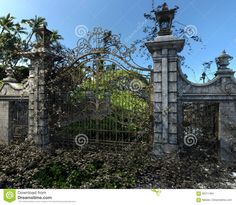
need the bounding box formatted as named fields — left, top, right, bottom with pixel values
left=50, top=30, right=63, bottom=43
left=21, top=16, right=46, bottom=48
left=0, top=13, right=15, bottom=34
left=13, top=23, right=27, bottom=37
left=0, top=14, right=24, bottom=67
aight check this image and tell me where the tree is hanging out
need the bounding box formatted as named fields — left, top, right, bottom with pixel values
left=0, top=14, right=62, bottom=82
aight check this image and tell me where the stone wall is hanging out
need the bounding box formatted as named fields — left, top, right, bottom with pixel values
left=146, top=35, right=236, bottom=162
left=0, top=83, right=29, bottom=144
left=0, top=101, right=10, bottom=144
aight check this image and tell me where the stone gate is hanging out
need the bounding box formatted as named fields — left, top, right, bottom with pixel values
left=0, top=3, right=236, bottom=163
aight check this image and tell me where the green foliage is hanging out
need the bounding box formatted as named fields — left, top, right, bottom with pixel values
left=111, top=90, right=147, bottom=111
left=1, top=141, right=235, bottom=189
left=70, top=69, right=149, bottom=112
left=33, top=162, right=91, bottom=188
left=0, top=14, right=26, bottom=66
left=0, top=13, right=62, bottom=81
left=33, top=158, right=135, bottom=188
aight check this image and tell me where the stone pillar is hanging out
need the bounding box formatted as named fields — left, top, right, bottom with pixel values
left=28, top=65, right=35, bottom=141
left=24, top=24, right=59, bottom=146
left=146, top=35, right=184, bottom=155
left=30, top=57, right=52, bottom=146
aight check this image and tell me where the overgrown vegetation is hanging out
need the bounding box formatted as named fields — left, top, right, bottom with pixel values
left=0, top=141, right=235, bottom=189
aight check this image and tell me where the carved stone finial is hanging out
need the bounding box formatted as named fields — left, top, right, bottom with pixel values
left=3, top=67, right=17, bottom=83
left=215, top=50, right=235, bottom=77
left=215, top=50, right=233, bottom=70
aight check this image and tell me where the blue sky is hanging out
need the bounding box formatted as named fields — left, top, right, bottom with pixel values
left=1, top=0, right=236, bottom=82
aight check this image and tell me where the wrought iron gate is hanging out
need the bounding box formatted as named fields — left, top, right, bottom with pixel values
left=182, top=102, right=219, bottom=153
left=49, top=28, right=153, bottom=148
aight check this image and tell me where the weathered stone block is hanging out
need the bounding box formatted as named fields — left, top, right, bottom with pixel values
left=154, top=93, right=162, bottom=102
left=168, top=62, right=177, bottom=71
left=169, top=72, right=177, bottom=82
left=169, top=103, right=177, bottom=113
left=169, top=113, right=178, bottom=123
left=154, top=122, right=162, bottom=133
left=153, top=72, right=162, bottom=82
left=168, top=49, right=177, bottom=56
left=168, top=134, right=178, bottom=144
left=154, top=63, right=162, bottom=72
left=153, top=143, right=178, bottom=155
left=154, top=132, right=168, bottom=143
left=169, top=123, right=177, bottom=134
left=169, top=82, right=177, bottom=92
left=169, top=92, right=177, bottom=102
left=154, top=112, right=162, bottom=123
left=154, top=82, right=162, bottom=92
left=154, top=103, right=162, bottom=112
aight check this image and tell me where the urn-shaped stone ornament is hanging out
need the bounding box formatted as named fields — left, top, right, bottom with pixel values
left=215, top=50, right=233, bottom=70
left=3, top=67, right=17, bottom=83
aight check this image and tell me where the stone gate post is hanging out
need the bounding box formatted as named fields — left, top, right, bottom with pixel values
left=145, top=3, right=185, bottom=155
left=24, top=24, right=59, bottom=146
